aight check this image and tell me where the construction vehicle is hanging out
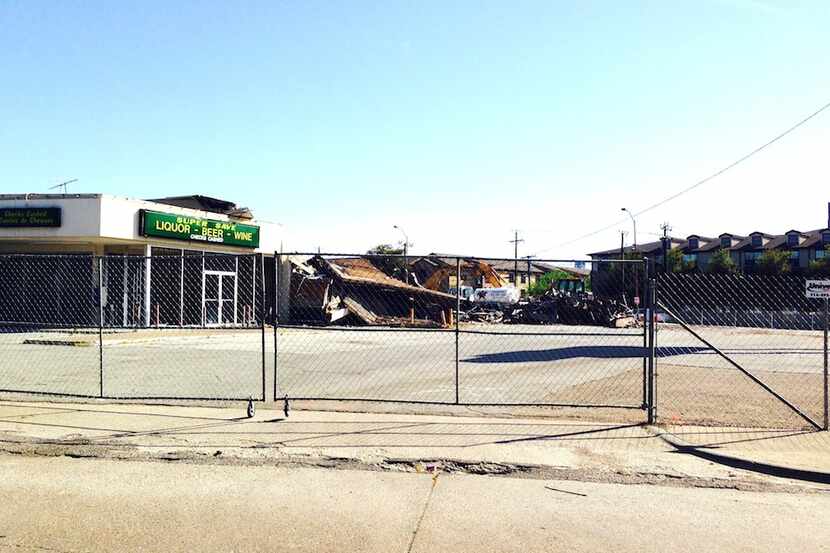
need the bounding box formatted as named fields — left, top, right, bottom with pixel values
left=421, top=259, right=507, bottom=292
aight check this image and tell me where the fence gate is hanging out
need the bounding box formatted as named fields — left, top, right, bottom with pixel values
left=274, top=253, right=651, bottom=419
left=654, top=273, right=826, bottom=430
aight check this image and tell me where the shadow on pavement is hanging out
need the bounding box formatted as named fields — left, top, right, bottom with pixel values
left=463, top=345, right=708, bottom=363
left=664, top=439, right=830, bottom=485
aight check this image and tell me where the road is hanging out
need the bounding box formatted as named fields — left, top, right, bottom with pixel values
left=0, top=454, right=827, bottom=553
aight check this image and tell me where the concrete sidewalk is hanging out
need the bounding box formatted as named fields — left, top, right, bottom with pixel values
left=1, top=399, right=829, bottom=490
left=2, top=454, right=829, bottom=553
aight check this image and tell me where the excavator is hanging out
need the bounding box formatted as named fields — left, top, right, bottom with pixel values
left=421, top=259, right=507, bottom=292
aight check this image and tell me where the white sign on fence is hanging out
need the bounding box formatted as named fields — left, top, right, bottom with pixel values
left=806, top=280, right=830, bottom=299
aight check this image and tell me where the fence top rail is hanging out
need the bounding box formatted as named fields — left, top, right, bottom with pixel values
left=0, top=253, right=262, bottom=259
left=277, top=252, right=644, bottom=265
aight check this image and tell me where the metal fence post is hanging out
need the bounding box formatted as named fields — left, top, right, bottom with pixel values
left=97, top=256, right=104, bottom=398
left=274, top=251, right=280, bottom=401
left=642, top=258, right=648, bottom=411
left=455, top=256, right=461, bottom=404
left=647, top=270, right=657, bottom=424
left=824, top=297, right=828, bottom=431
left=259, top=253, right=266, bottom=402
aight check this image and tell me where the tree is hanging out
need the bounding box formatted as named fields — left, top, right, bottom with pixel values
left=756, top=249, right=791, bottom=275
left=665, top=248, right=683, bottom=273
left=809, top=246, right=830, bottom=277
left=367, top=243, right=403, bottom=255
left=527, top=269, right=577, bottom=296
left=366, top=244, right=408, bottom=282
left=707, top=248, right=736, bottom=274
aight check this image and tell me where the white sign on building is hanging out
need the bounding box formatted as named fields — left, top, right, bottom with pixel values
left=806, top=280, right=830, bottom=299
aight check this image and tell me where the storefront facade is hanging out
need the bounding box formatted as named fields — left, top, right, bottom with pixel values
left=0, top=194, right=281, bottom=328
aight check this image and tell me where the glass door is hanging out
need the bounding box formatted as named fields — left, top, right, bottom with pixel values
left=203, top=271, right=237, bottom=326
left=204, top=273, right=220, bottom=325
left=221, top=273, right=236, bottom=325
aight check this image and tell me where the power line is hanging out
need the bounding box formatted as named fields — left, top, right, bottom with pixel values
left=533, top=98, right=830, bottom=256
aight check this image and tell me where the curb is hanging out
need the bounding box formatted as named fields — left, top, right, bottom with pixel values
left=654, top=428, right=830, bottom=485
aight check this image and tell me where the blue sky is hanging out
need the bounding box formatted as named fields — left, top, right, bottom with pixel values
left=2, top=1, right=829, bottom=258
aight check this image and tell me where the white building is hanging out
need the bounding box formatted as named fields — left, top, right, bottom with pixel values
left=0, top=194, right=282, bottom=328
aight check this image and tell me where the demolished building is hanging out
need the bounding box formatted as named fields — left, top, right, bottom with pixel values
left=288, top=256, right=456, bottom=327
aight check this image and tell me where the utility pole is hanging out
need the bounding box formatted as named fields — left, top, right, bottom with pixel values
left=524, top=255, right=535, bottom=296
left=660, top=222, right=672, bottom=273
left=509, top=230, right=524, bottom=287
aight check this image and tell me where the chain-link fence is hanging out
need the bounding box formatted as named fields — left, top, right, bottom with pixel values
left=3, top=252, right=827, bottom=431
left=655, top=273, right=826, bottom=430
left=0, top=255, right=100, bottom=398
left=0, top=253, right=268, bottom=401
left=274, top=253, right=649, bottom=415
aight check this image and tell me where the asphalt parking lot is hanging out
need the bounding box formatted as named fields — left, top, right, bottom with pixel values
left=0, top=323, right=824, bottom=428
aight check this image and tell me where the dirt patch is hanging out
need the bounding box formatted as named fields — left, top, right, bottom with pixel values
left=548, top=364, right=821, bottom=430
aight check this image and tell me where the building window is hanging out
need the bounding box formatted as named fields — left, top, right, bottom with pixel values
left=817, top=249, right=827, bottom=260
left=823, top=232, right=830, bottom=243
left=790, top=250, right=800, bottom=266
left=751, top=235, right=762, bottom=248
left=508, top=273, right=515, bottom=283
left=787, top=234, right=799, bottom=247
left=720, top=237, right=731, bottom=249
left=688, top=238, right=699, bottom=250
left=520, top=274, right=527, bottom=284
left=743, top=251, right=762, bottom=272
left=682, top=254, right=697, bottom=264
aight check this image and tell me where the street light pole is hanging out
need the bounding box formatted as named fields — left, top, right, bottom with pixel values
left=393, top=225, right=409, bottom=284
left=621, top=207, right=640, bottom=314
left=621, top=208, right=637, bottom=252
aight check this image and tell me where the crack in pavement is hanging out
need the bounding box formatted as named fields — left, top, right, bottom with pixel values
left=0, top=430, right=821, bottom=495
left=406, top=471, right=440, bottom=553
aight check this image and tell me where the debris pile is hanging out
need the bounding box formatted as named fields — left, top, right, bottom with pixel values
left=285, top=255, right=633, bottom=328
left=502, top=293, right=635, bottom=327
left=288, top=256, right=456, bottom=327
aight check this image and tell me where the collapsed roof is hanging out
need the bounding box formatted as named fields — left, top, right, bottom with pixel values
left=289, top=256, right=456, bottom=327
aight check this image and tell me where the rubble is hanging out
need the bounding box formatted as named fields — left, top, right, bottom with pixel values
left=459, top=290, right=635, bottom=328
left=288, top=256, right=456, bottom=327
left=286, top=255, right=633, bottom=329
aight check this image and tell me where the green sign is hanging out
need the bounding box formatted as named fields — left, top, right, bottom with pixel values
left=140, top=210, right=260, bottom=248
left=0, top=207, right=62, bottom=227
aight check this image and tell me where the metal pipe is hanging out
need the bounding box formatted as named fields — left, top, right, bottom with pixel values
left=455, top=256, right=461, bottom=405
left=274, top=252, right=280, bottom=401
left=260, top=253, right=266, bottom=402
left=824, top=298, right=828, bottom=430
left=647, top=267, right=656, bottom=424
left=98, top=256, right=104, bottom=398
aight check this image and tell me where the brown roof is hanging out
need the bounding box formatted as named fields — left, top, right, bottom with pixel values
left=321, top=257, right=455, bottom=299
left=788, top=229, right=827, bottom=250
left=731, top=233, right=776, bottom=251
left=588, top=238, right=683, bottom=257
left=682, top=236, right=716, bottom=253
